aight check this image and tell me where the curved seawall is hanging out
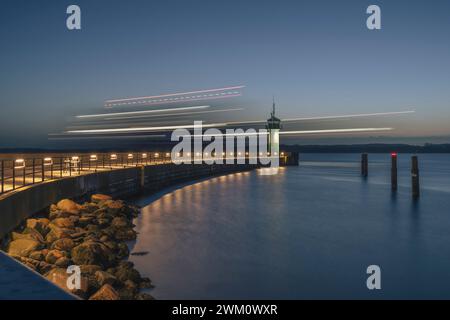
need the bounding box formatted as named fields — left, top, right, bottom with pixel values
left=0, top=163, right=257, bottom=239
left=0, top=163, right=256, bottom=299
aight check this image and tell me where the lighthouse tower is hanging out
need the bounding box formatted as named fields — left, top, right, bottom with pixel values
left=266, top=98, right=281, bottom=163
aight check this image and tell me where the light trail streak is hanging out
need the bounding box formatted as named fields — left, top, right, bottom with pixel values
left=104, top=107, right=244, bottom=120
left=49, top=135, right=166, bottom=140
left=105, top=93, right=242, bottom=107
left=76, top=105, right=210, bottom=119
left=187, top=127, right=393, bottom=138
left=281, top=110, right=415, bottom=122
left=66, top=123, right=229, bottom=134
left=279, top=128, right=393, bottom=135
left=189, top=132, right=269, bottom=138
left=104, top=86, right=245, bottom=107
left=221, top=110, right=415, bottom=127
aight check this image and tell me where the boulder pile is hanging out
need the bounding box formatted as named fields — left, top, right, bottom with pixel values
left=2, top=194, right=153, bottom=300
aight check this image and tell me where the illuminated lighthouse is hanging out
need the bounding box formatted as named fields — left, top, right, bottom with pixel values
left=266, top=98, right=281, bottom=166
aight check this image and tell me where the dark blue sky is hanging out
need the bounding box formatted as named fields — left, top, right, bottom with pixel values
left=1, top=0, right=450, bottom=147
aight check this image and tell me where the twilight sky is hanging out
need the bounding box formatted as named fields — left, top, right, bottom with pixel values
left=1, top=0, right=450, bottom=148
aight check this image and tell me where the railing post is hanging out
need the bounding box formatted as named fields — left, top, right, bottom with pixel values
left=22, top=163, right=26, bottom=186
left=1, top=160, right=4, bottom=193
left=391, top=153, right=398, bottom=191
left=361, top=153, right=368, bottom=177
left=412, top=155, right=420, bottom=199
left=12, top=162, right=16, bottom=190
left=60, top=158, right=63, bottom=177
left=42, top=159, right=45, bottom=182
left=32, top=158, right=36, bottom=184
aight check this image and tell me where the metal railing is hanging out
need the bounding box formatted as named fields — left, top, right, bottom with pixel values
left=0, top=151, right=291, bottom=195
left=0, top=152, right=172, bottom=195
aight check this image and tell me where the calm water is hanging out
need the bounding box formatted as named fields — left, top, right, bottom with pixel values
left=129, top=154, right=450, bottom=299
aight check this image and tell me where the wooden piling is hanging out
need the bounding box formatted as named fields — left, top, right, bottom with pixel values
left=361, top=153, right=368, bottom=177
left=391, top=153, right=398, bottom=191
left=411, top=155, right=420, bottom=199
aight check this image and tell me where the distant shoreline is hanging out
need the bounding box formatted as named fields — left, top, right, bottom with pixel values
left=2, top=143, right=450, bottom=155
left=283, top=143, right=450, bottom=154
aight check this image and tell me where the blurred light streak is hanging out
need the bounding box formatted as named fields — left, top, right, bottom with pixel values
left=66, top=123, right=228, bottom=134
left=77, top=105, right=210, bottom=119
left=48, top=134, right=166, bottom=140
left=104, top=86, right=245, bottom=107
left=104, top=107, right=244, bottom=120
left=218, top=110, right=415, bottom=126
left=281, top=110, right=415, bottom=122
left=279, top=128, right=393, bottom=135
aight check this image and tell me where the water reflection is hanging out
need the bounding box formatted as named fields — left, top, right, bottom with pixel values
left=129, top=154, right=450, bottom=299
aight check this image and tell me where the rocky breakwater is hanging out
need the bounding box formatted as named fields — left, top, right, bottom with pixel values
left=1, top=194, right=153, bottom=300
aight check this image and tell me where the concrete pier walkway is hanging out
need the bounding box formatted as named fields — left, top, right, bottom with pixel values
left=0, top=251, right=75, bottom=300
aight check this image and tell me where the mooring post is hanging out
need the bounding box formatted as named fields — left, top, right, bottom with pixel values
left=361, top=153, right=368, bottom=177
left=411, top=155, right=420, bottom=199
left=391, top=153, right=398, bottom=191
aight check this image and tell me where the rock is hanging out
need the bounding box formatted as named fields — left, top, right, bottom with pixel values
left=89, top=284, right=120, bottom=300
left=79, top=203, right=99, bottom=214
left=55, top=257, right=71, bottom=268
left=91, top=208, right=107, bottom=217
left=70, top=231, right=88, bottom=241
left=86, top=224, right=99, bottom=233
left=26, top=218, right=50, bottom=236
left=103, top=241, right=117, bottom=251
left=71, top=241, right=114, bottom=268
left=139, top=277, right=153, bottom=289
left=29, top=250, right=45, bottom=261
left=45, top=249, right=66, bottom=264
left=56, top=199, right=80, bottom=215
left=79, top=264, right=102, bottom=275
left=78, top=216, right=95, bottom=227
left=118, top=288, right=135, bottom=300
left=45, top=268, right=89, bottom=297
left=91, top=194, right=112, bottom=203
left=11, top=231, right=41, bottom=242
left=21, top=228, right=45, bottom=243
left=104, top=200, right=124, bottom=210
left=14, top=256, right=41, bottom=270
left=49, top=210, right=72, bottom=220
left=116, top=242, right=129, bottom=259
left=97, top=211, right=114, bottom=220
left=51, top=218, right=75, bottom=229
left=96, top=218, right=110, bottom=227
left=46, top=225, right=74, bottom=244
left=38, top=261, right=54, bottom=274
left=95, top=270, right=117, bottom=286
left=135, top=293, right=155, bottom=300
left=114, top=228, right=137, bottom=241
left=118, top=278, right=144, bottom=300
left=51, top=238, right=75, bottom=251
left=7, top=239, right=41, bottom=257
left=111, top=217, right=130, bottom=229
left=123, top=279, right=138, bottom=293
left=114, top=261, right=141, bottom=283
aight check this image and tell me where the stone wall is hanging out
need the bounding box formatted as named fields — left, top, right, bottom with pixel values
left=0, top=164, right=256, bottom=239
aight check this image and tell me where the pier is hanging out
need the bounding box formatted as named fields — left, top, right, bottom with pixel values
left=0, top=151, right=297, bottom=300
